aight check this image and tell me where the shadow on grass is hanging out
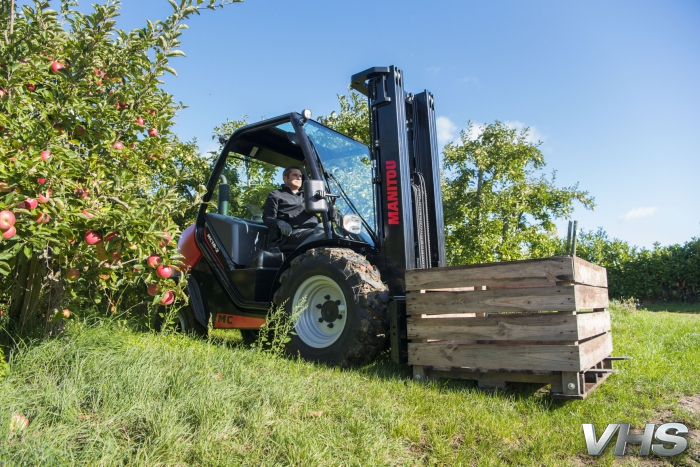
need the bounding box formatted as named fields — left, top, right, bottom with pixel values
left=640, top=302, right=700, bottom=314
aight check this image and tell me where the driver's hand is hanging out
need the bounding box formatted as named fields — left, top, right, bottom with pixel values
left=276, top=220, right=292, bottom=236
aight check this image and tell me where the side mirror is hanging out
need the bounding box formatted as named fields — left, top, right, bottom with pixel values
left=303, top=180, right=328, bottom=214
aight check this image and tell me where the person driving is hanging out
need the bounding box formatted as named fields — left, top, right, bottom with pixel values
left=262, top=166, right=319, bottom=247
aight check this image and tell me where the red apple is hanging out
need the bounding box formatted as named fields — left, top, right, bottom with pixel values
left=40, top=150, right=51, bottom=161
left=85, top=230, right=102, bottom=245
left=81, top=209, right=95, bottom=218
left=37, top=192, right=50, bottom=203
left=0, top=210, right=15, bottom=230
left=9, top=414, right=29, bottom=432
left=65, top=268, right=80, bottom=281
left=26, top=83, right=35, bottom=91
left=148, top=128, right=158, bottom=137
left=160, top=291, right=175, bottom=305
left=37, top=178, right=46, bottom=185
left=0, top=89, right=6, bottom=98
left=136, top=117, right=145, bottom=126
left=129, top=143, right=136, bottom=149
left=50, top=61, right=64, bottom=73
left=156, top=264, right=173, bottom=279
left=147, top=284, right=158, bottom=296
left=113, top=142, right=124, bottom=150
left=62, top=308, right=71, bottom=318
left=23, top=198, right=38, bottom=210
left=99, top=273, right=111, bottom=281
left=0, top=182, right=11, bottom=192
left=147, top=255, right=162, bottom=268
left=2, top=226, right=16, bottom=239
left=147, top=109, right=156, bottom=116
left=105, top=232, right=119, bottom=242
left=36, top=213, right=50, bottom=223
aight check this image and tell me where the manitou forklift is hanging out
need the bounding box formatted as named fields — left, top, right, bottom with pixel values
left=176, top=66, right=444, bottom=367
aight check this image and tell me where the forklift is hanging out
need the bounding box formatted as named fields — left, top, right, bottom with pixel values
left=176, top=66, right=442, bottom=367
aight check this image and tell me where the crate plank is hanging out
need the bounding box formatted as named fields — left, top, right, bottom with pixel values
left=574, top=257, right=608, bottom=288
left=574, top=285, right=609, bottom=310
left=407, top=286, right=577, bottom=314
left=408, top=342, right=584, bottom=372
left=407, top=313, right=580, bottom=341
left=576, top=310, right=611, bottom=340
left=405, top=257, right=574, bottom=291
left=578, top=333, right=613, bottom=371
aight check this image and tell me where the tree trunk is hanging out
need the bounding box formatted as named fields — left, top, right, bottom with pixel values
left=8, top=249, right=66, bottom=337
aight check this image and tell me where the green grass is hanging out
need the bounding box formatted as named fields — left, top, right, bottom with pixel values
left=1, top=306, right=699, bottom=466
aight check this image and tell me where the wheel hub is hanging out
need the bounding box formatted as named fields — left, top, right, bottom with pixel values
left=319, top=298, right=342, bottom=323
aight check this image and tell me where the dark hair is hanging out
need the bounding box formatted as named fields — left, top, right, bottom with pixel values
left=283, top=166, right=302, bottom=178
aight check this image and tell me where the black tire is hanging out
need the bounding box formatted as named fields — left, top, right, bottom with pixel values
left=154, top=304, right=208, bottom=338
left=239, top=329, right=259, bottom=346
left=273, top=248, right=389, bottom=367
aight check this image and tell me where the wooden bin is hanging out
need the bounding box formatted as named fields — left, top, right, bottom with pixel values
left=405, top=256, right=614, bottom=399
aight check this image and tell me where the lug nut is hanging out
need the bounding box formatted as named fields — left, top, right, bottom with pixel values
left=327, top=323, right=334, bottom=328
left=316, top=304, right=322, bottom=309
left=335, top=300, right=341, bottom=305
left=337, top=314, right=343, bottom=320
left=318, top=317, right=324, bottom=322
left=324, top=295, right=331, bottom=300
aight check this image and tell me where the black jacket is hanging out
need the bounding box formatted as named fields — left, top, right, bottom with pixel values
left=262, top=185, right=319, bottom=231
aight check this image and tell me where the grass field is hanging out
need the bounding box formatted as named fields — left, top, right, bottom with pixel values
left=1, top=304, right=699, bottom=466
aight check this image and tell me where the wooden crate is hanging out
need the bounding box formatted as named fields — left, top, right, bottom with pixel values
left=405, top=256, right=615, bottom=399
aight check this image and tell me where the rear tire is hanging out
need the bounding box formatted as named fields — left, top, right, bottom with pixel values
left=155, top=304, right=208, bottom=338
left=273, top=248, right=388, bottom=367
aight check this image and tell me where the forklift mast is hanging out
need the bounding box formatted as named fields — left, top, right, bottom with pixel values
left=351, top=66, right=446, bottom=291
left=351, top=66, right=446, bottom=363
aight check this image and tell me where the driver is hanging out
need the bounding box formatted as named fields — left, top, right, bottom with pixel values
left=263, top=166, right=319, bottom=247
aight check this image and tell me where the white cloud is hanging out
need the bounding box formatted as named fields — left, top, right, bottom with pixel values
left=436, top=116, right=459, bottom=148
left=622, top=207, right=658, bottom=221
left=427, top=66, right=441, bottom=76
left=504, top=120, right=545, bottom=144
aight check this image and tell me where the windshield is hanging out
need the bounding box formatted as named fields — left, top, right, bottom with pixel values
left=302, top=120, right=377, bottom=240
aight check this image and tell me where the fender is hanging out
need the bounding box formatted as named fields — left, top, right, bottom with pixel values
left=177, top=224, right=202, bottom=271
left=186, top=275, right=209, bottom=329
left=268, top=238, right=378, bottom=302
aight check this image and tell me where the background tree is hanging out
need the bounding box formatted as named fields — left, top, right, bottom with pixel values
left=442, top=121, right=594, bottom=265
left=210, top=117, right=280, bottom=220
left=0, top=0, right=237, bottom=338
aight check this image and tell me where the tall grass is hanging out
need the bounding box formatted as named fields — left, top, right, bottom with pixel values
left=1, top=305, right=698, bottom=466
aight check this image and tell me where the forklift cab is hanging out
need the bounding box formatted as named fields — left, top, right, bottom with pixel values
left=184, top=112, right=380, bottom=329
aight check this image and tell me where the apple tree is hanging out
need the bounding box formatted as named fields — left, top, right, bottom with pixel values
left=0, top=0, right=238, bottom=337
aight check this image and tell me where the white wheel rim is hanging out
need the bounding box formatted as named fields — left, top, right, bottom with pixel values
left=293, top=275, right=347, bottom=348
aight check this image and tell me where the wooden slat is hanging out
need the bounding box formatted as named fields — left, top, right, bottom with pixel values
left=574, top=285, right=609, bottom=310
left=574, top=257, right=608, bottom=288
left=407, top=286, right=577, bottom=314
left=405, top=256, right=574, bottom=291
left=408, top=341, right=585, bottom=372
left=407, top=313, right=580, bottom=341
left=576, top=310, right=611, bottom=340
left=578, top=333, right=613, bottom=371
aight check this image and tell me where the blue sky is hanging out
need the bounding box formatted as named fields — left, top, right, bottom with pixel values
left=74, top=0, right=699, bottom=248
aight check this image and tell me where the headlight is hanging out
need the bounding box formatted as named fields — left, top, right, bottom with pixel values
left=342, top=214, right=362, bottom=235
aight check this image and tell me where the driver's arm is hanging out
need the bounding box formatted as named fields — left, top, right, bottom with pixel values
left=262, top=192, right=278, bottom=229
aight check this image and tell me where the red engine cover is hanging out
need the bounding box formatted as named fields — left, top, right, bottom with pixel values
left=177, top=224, right=202, bottom=271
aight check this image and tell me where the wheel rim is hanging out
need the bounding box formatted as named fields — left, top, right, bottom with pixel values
left=293, top=275, right=347, bottom=348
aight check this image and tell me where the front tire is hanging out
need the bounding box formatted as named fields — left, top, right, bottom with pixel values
left=273, top=248, right=388, bottom=367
